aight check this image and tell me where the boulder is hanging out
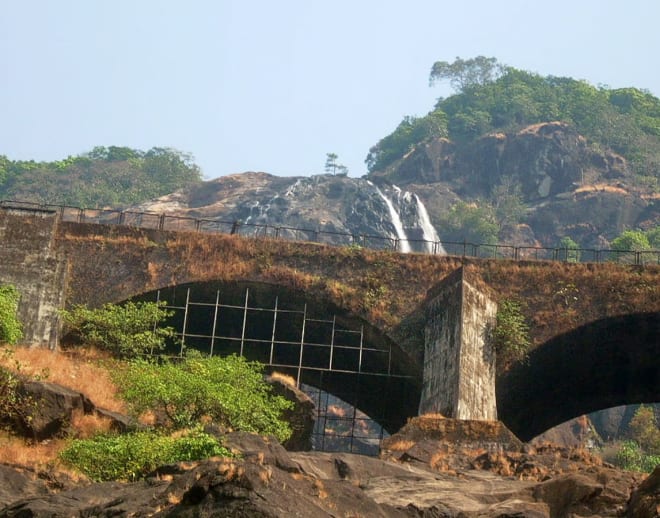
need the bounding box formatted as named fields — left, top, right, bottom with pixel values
left=14, top=381, right=94, bottom=440
left=0, top=465, right=50, bottom=509
left=265, top=373, right=316, bottom=451
left=10, top=380, right=136, bottom=440
left=627, top=465, right=660, bottom=518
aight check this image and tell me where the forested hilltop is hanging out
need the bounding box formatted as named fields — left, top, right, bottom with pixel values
left=0, top=146, right=202, bottom=208
left=367, top=56, right=660, bottom=191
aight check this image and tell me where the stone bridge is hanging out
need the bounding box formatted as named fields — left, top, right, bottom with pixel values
left=1, top=207, right=658, bottom=441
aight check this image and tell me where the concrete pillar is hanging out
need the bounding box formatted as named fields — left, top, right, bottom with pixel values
left=419, top=267, right=497, bottom=420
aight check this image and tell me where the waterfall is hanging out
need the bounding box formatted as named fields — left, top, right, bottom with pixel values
left=374, top=186, right=411, bottom=253
left=414, top=194, right=446, bottom=254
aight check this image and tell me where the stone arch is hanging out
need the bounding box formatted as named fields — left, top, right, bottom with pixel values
left=127, top=279, right=422, bottom=434
left=497, top=312, right=660, bottom=441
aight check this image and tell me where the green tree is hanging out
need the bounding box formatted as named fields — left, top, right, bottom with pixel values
left=0, top=146, right=202, bottom=208
left=645, top=226, right=660, bottom=249
left=610, top=229, right=651, bottom=263
left=442, top=201, right=500, bottom=246
left=557, top=236, right=581, bottom=262
left=615, top=440, right=660, bottom=473
left=491, top=175, right=526, bottom=228
left=0, top=285, right=22, bottom=345
left=629, top=405, right=660, bottom=455
left=429, top=56, right=505, bottom=91
left=493, top=299, right=531, bottom=367
left=113, top=354, right=293, bottom=442
left=61, top=301, right=176, bottom=358
left=365, top=112, right=448, bottom=172
left=324, top=153, right=348, bottom=176
left=368, top=58, right=660, bottom=184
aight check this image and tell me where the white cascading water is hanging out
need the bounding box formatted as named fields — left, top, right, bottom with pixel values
left=414, top=194, right=446, bottom=254
left=373, top=185, right=412, bottom=253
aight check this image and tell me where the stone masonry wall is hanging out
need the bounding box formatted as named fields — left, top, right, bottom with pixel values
left=419, top=267, right=497, bottom=420
left=419, top=268, right=463, bottom=417
left=0, top=208, right=67, bottom=348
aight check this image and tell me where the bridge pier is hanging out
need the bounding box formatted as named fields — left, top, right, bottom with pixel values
left=419, top=267, right=497, bottom=420
left=0, top=207, right=67, bottom=348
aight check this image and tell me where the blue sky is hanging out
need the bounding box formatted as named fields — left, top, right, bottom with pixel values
left=2, top=0, right=659, bottom=179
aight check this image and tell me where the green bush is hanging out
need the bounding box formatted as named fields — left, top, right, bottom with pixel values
left=61, top=301, right=176, bottom=358
left=493, top=299, right=531, bottom=366
left=629, top=405, right=660, bottom=455
left=614, top=440, right=660, bottom=473
left=0, top=285, right=22, bottom=345
left=0, top=348, right=34, bottom=429
left=557, top=236, right=581, bottom=263
left=113, top=354, right=293, bottom=442
left=59, top=428, right=231, bottom=481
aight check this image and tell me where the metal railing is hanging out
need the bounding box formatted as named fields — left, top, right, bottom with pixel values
left=2, top=199, right=659, bottom=265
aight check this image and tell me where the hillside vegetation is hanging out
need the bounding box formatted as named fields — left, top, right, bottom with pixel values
left=0, top=146, right=202, bottom=208
left=366, top=56, right=660, bottom=190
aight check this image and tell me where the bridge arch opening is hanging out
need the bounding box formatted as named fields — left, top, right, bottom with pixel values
left=497, top=312, right=660, bottom=441
left=129, top=280, right=421, bottom=448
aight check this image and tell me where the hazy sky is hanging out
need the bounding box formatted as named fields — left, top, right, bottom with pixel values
left=3, top=1, right=659, bottom=179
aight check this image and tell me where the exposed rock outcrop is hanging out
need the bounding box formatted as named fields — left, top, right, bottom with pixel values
left=265, top=374, right=316, bottom=451
left=133, top=122, right=657, bottom=253
left=0, top=431, right=653, bottom=517
left=11, top=380, right=136, bottom=440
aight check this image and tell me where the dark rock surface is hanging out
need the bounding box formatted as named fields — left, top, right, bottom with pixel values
left=627, top=465, right=660, bottom=518
left=11, top=380, right=137, bottom=440
left=15, top=380, right=94, bottom=439
left=0, top=430, right=654, bottom=517
left=265, top=374, right=316, bottom=451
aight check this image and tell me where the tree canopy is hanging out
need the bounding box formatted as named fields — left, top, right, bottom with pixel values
left=366, top=58, right=660, bottom=187
left=429, top=56, right=505, bottom=91
left=0, top=146, right=202, bottom=208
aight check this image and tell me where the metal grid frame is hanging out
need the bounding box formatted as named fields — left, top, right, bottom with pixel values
left=148, top=287, right=412, bottom=454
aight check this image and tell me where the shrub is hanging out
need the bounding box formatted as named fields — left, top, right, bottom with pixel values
left=0, top=285, right=22, bottom=345
left=614, top=440, right=660, bottom=473
left=493, top=299, right=531, bottom=366
left=61, top=301, right=176, bottom=358
left=0, top=348, right=32, bottom=429
left=113, top=354, right=293, bottom=442
left=59, top=428, right=230, bottom=481
left=557, top=236, right=581, bottom=263
left=629, top=405, right=660, bottom=454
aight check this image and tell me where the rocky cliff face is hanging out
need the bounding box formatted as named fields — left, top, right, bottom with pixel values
left=369, top=121, right=658, bottom=248
left=136, top=122, right=657, bottom=251
left=135, top=172, right=444, bottom=253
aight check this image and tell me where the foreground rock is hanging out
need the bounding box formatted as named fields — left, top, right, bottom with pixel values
left=0, top=429, right=655, bottom=517
left=11, top=380, right=136, bottom=440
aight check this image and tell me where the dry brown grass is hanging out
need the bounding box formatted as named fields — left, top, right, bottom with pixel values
left=383, top=439, right=416, bottom=452
left=0, top=431, right=80, bottom=476
left=420, top=413, right=445, bottom=419
left=59, top=222, right=660, bottom=350
left=269, top=371, right=296, bottom=387
left=575, top=183, right=628, bottom=195
left=4, top=346, right=126, bottom=413
left=70, top=411, right=114, bottom=439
